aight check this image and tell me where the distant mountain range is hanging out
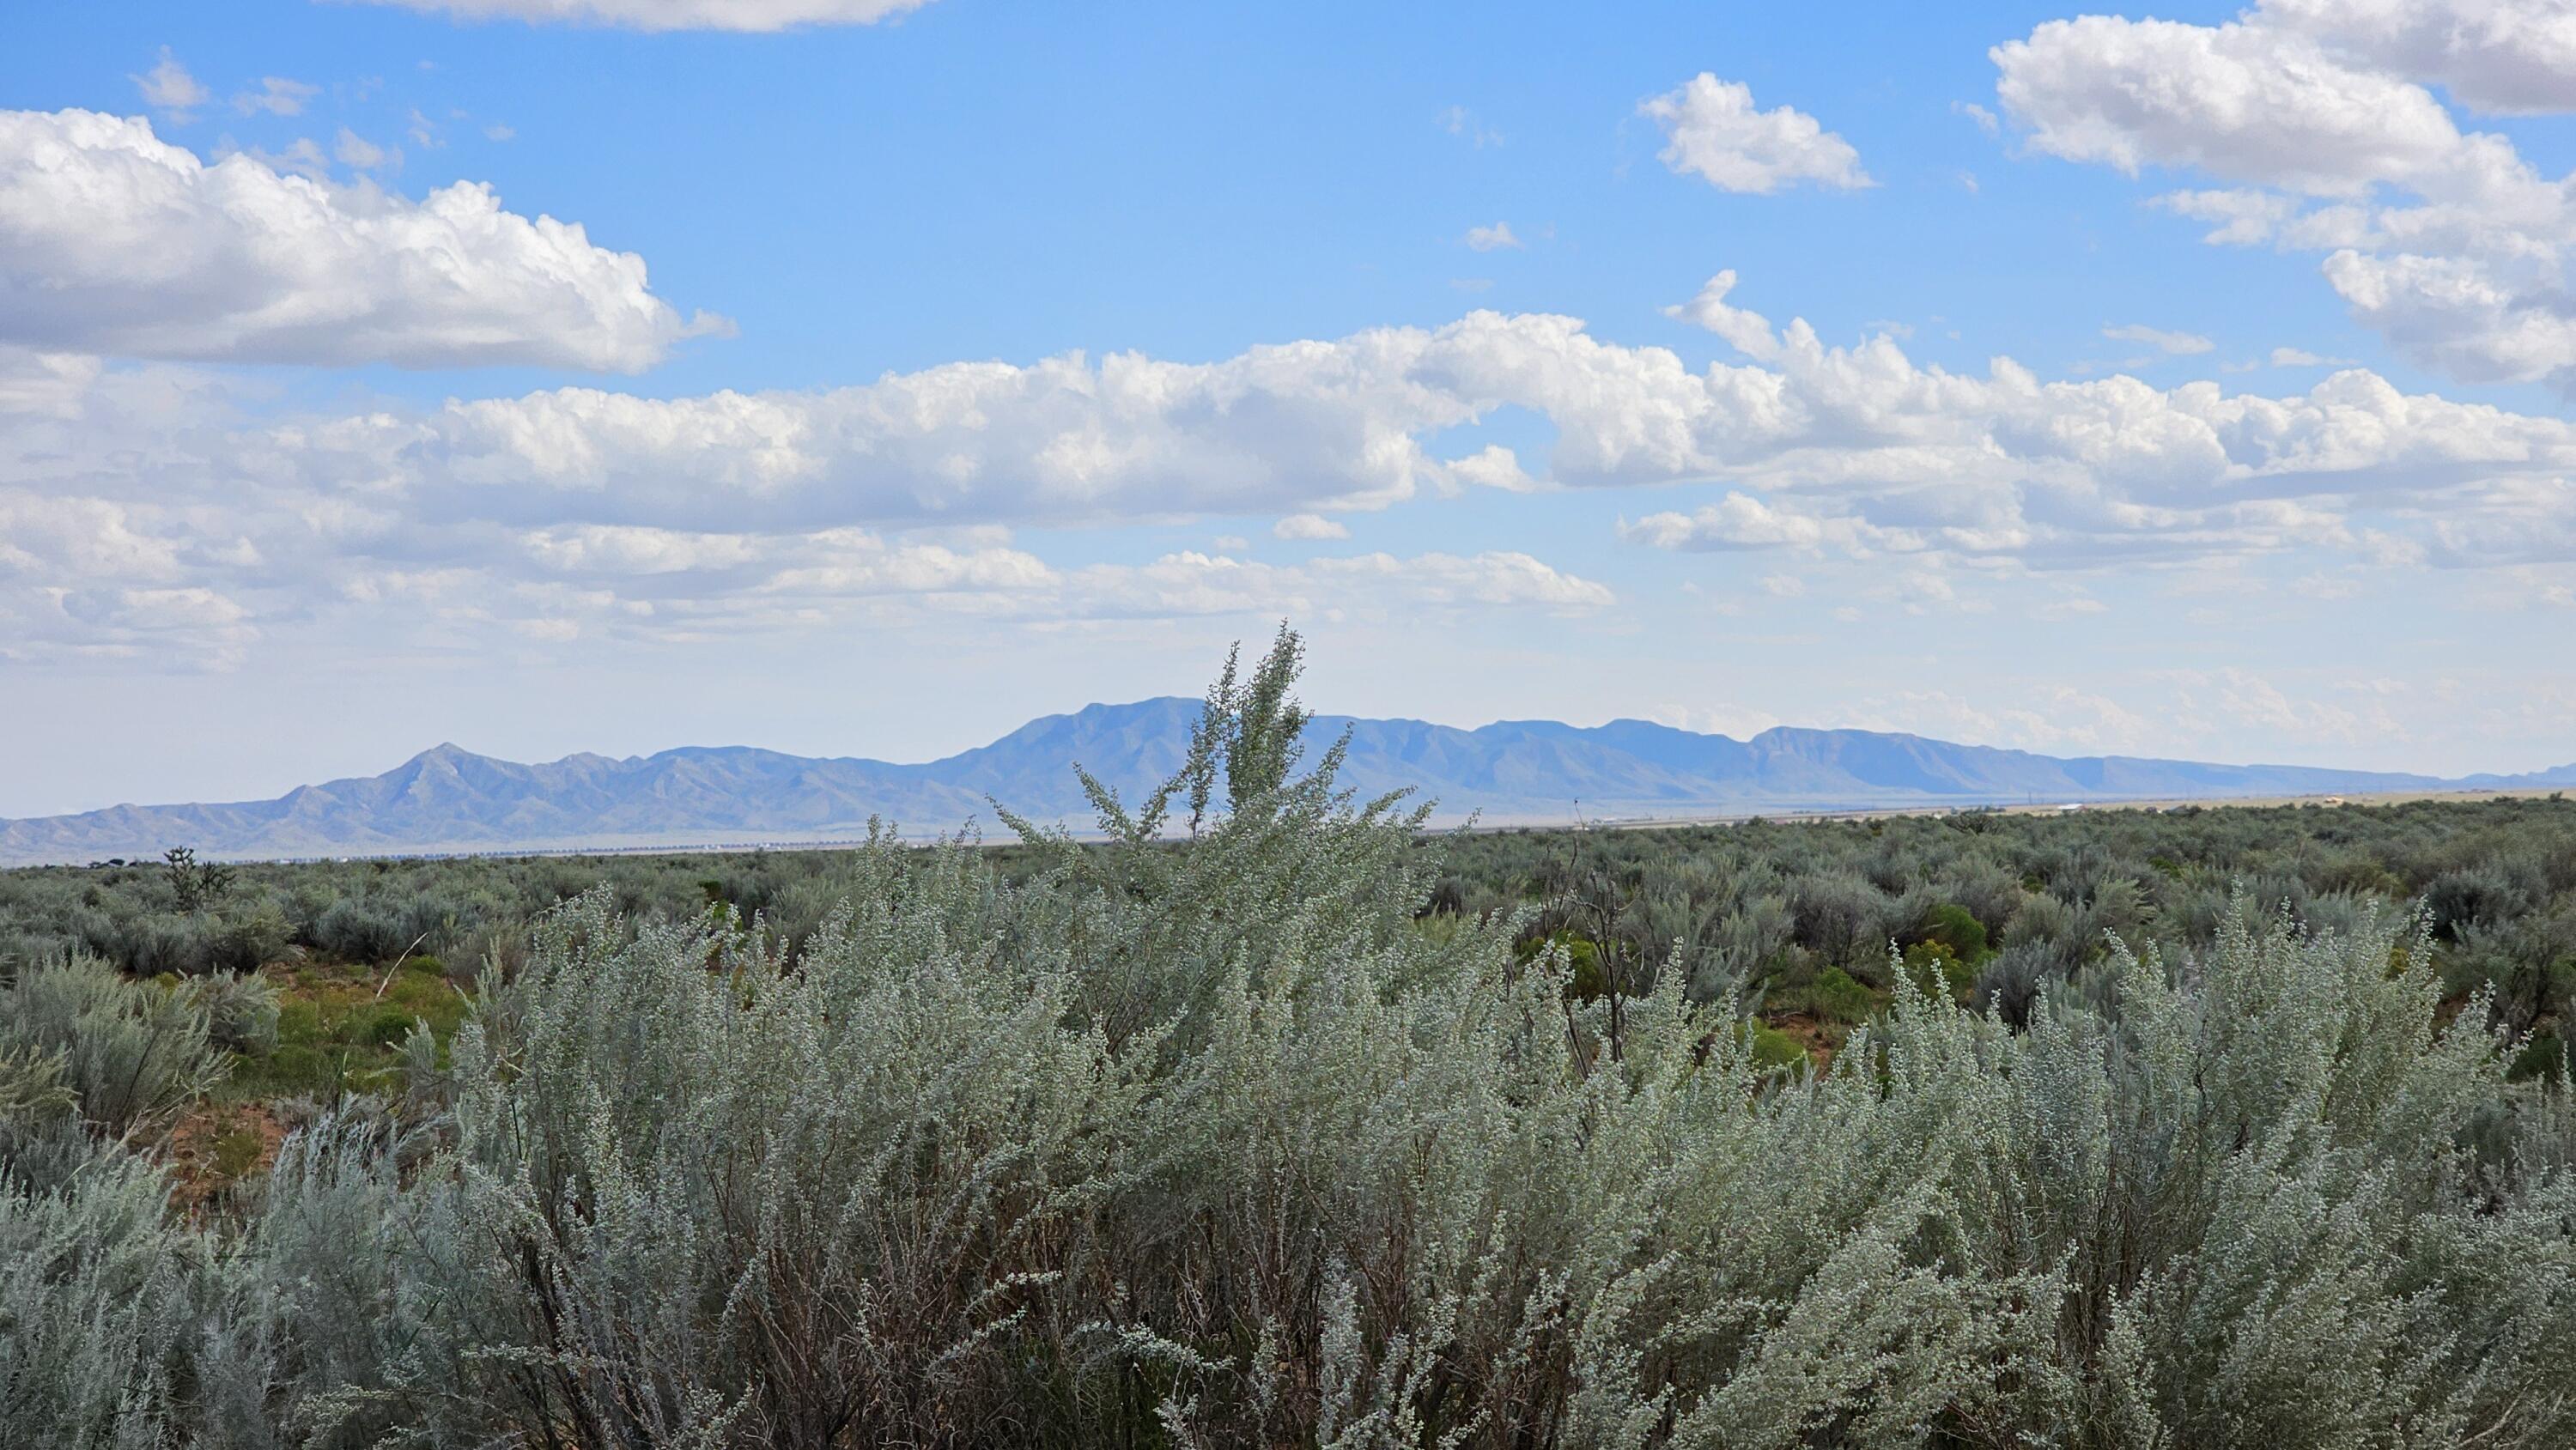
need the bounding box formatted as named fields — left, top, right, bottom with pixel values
left=3, top=698, right=2569, bottom=865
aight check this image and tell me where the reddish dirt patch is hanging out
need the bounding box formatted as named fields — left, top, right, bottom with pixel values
left=1766, top=1011, right=1841, bottom=1071
left=163, top=1101, right=288, bottom=1215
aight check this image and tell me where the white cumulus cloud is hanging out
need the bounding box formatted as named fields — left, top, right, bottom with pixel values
left=9, top=288, right=2576, bottom=663
left=2261, top=0, right=2576, bottom=113
left=0, top=109, right=726, bottom=370
left=1273, top=513, right=1352, bottom=540
left=1991, top=6, right=2576, bottom=389
left=1640, top=74, right=1871, bottom=194
left=1663, top=270, right=1783, bottom=359
left=1995, top=17, right=2467, bottom=193
left=1446, top=444, right=1540, bottom=493
left=1621, top=493, right=1900, bottom=555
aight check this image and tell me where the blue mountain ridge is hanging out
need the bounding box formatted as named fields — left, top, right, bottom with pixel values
left=2, top=698, right=2567, bottom=864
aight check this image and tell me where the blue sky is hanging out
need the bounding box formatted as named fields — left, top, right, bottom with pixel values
left=2, top=0, right=2572, bottom=815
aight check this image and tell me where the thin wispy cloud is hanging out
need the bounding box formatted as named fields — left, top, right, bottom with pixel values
left=232, top=77, right=319, bottom=117
left=2103, top=323, right=2215, bottom=355
left=130, top=48, right=209, bottom=121
left=337, top=0, right=943, bottom=31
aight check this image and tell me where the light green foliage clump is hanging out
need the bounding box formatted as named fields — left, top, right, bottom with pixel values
left=1744, top=1019, right=1812, bottom=1072
left=1810, top=963, right=1876, bottom=1023
left=222, top=955, right=467, bottom=1101
left=1, top=633, right=2573, bottom=1447
left=1901, top=938, right=1977, bottom=1001
left=1919, top=900, right=1990, bottom=962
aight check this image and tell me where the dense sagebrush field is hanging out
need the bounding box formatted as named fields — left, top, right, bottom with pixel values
left=4, top=645, right=2575, bottom=1446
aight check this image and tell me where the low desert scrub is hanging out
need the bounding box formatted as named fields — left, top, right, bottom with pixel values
left=2, top=633, right=2573, bottom=1447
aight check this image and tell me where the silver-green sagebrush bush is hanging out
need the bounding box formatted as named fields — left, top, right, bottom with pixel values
left=4, top=631, right=2576, bottom=1447
left=0, top=954, right=228, bottom=1142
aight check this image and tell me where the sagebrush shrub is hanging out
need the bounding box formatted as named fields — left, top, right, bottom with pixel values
left=198, top=970, right=282, bottom=1055
left=3, top=637, right=2574, bottom=1447
left=0, top=955, right=224, bottom=1139
left=0, top=1144, right=209, bottom=1445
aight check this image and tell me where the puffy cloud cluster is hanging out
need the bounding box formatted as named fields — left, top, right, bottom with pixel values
left=2263, top=0, right=2576, bottom=113
left=7, top=289, right=2574, bottom=663
left=0, top=331, right=1632, bottom=660
left=337, top=0, right=939, bottom=29
left=0, top=346, right=283, bottom=665
left=0, top=109, right=725, bottom=371
left=448, top=527, right=1614, bottom=641
left=0, top=488, right=260, bottom=667
left=1996, top=17, right=2466, bottom=191
left=1663, top=270, right=1783, bottom=360
left=1640, top=75, right=1871, bottom=195
left=1991, top=3, right=2576, bottom=387
left=352, top=304, right=2576, bottom=553
left=404, top=331, right=1492, bottom=527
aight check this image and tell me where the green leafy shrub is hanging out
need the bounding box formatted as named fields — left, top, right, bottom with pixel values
left=2510, top=1030, right=2567, bottom=1082
left=210, top=1125, right=265, bottom=1179
left=1812, top=963, right=1876, bottom=1023
left=1744, top=1020, right=1810, bottom=1071
left=1559, top=933, right=1607, bottom=999
left=1919, top=900, right=1991, bottom=962
left=1902, top=938, right=1977, bottom=1002
left=357, top=1006, right=416, bottom=1049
